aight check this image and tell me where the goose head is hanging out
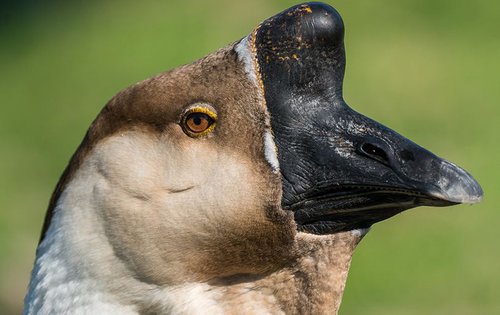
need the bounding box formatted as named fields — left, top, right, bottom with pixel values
left=26, top=2, right=482, bottom=314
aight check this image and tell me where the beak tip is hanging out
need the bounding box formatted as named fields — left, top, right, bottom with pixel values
left=455, top=183, right=484, bottom=204
left=435, top=160, right=484, bottom=205
left=444, top=189, right=483, bottom=205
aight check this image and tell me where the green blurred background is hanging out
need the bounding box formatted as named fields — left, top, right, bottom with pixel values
left=1, top=0, right=498, bottom=314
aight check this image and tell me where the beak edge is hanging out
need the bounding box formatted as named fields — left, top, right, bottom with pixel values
left=429, top=160, right=483, bottom=205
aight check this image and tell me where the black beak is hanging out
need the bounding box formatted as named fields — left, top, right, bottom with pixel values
left=253, top=2, right=483, bottom=234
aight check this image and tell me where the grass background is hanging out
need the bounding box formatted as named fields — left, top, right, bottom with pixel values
left=1, top=0, right=498, bottom=313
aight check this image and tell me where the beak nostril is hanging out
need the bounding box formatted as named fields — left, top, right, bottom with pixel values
left=400, top=149, right=415, bottom=162
left=359, top=143, right=390, bottom=166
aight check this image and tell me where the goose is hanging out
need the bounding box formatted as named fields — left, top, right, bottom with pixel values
left=24, top=2, right=483, bottom=314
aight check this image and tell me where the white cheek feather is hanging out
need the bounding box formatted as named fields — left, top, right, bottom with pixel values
left=234, top=36, right=258, bottom=84
left=264, top=130, right=280, bottom=173
left=235, top=35, right=281, bottom=174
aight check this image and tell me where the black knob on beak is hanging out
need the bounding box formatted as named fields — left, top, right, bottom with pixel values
left=256, top=2, right=346, bottom=99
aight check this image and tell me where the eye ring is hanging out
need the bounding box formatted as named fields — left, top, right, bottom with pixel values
left=180, top=105, right=218, bottom=137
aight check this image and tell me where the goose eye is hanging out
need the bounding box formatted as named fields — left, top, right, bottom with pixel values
left=186, top=113, right=212, bottom=132
left=181, top=107, right=217, bottom=137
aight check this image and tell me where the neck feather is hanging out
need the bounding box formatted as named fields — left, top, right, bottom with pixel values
left=206, top=231, right=367, bottom=315
left=26, top=198, right=365, bottom=315
left=25, top=155, right=367, bottom=314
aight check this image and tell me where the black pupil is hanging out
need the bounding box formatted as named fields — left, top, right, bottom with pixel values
left=192, top=115, right=203, bottom=125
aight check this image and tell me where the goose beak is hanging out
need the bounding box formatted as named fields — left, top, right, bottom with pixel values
left=432, top=160, right=483, bottom=204
left=253, top=2, right=483, bottom=234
